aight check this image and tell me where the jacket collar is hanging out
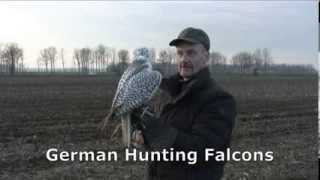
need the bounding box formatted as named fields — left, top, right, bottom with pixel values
left=160, top=67, right=213, bottom=104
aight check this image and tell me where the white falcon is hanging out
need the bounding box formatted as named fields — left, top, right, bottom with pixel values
left=101, top=47, right=162, bottom=147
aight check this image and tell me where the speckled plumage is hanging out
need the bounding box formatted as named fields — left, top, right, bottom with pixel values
left=101, top=47, right=162, bottom=147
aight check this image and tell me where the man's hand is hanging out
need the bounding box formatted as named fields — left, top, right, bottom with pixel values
left=130, top=106, right=151, bottom=148
left=131, top=105, right=178, bottom=150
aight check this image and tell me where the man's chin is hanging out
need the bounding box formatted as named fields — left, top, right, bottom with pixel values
left=179, top=71, right=193, bottom=80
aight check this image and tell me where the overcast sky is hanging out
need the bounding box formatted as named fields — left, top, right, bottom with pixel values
left=0, top=1, right=317, bottom=68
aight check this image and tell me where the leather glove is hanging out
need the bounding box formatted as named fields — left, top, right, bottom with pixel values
left=131, top=105, right=178, bottom=150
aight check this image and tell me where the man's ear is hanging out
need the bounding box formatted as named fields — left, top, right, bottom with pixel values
left=203, top=50, right=210, bottom=65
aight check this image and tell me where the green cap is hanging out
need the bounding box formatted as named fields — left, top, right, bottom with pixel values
left=169, top=27, right=210, bottom=51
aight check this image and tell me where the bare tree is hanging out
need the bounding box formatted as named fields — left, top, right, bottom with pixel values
left=0, top=43, right=4, bottom=73
left=158, top=49, right=169, bottom=64
left=39, top=49, right=50, bottom=72
left=89, top=48, right=95, bottom=73
left=80, top=48, right=91, bottom=74
left=252, top=49, right=263, bottom=70
left=111, top=48, right=117, bottom=65
left=210, top=51, right=225, bottom=65
left=262, top=48, right=272, bottom=72
left=96, top=44, right=107, bottom=72
left=210, top=51, right=227, bottom=72
left=117, top=49, right=129, bottom=74
left=157, top=49, right=169, bottom=75
left=156, top=49, right=176, bottom=75
left=91, top=44, right=112, bottom=72
left=232, top=51, right=253, bottom=73
left=2, top=43, right=23, bottom=75
left=39, top=47, right=57, bottom=73
left=60, top=48, right=65, bottom=72
left=73, top=49, right=81, bottom=73
left=74, top=48, right=91, bottom=74
left=37, top=57, right=42, bottom=72
left=19, top=56, right=24, bottom=73
left=106, top=47, right=117, bottom=73
left=149, top=48, right=156, bottom=64
left=118, top=49, right=129, bottom=62
left=105, top=46, right=112, bottom=71
left=48, top=46, right=57, bottom=72
left=92, top=49, right=98, bottom=72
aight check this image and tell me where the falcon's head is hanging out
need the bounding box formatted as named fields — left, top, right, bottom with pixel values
left=133, top=47, right=152, bottom=62
left=132, top=47, right=152, bottom=69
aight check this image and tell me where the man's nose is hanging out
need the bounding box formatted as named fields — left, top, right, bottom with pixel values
left=180, top=54, right=190, bottom=62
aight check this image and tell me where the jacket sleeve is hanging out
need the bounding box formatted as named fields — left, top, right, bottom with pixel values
left=173, top=95, right=236, bottom=155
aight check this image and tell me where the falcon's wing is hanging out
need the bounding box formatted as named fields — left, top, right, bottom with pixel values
left=110, top=62, right=149, bottom=109
left=115, top=70, right=162, bottom=116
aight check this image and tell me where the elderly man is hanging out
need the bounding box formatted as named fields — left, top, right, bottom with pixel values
left=132, top=27, right=236, bottom=180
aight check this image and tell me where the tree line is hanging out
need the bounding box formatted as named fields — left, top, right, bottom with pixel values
left=0, top=43, right=24, bottom=75
left=0, top=42, right=317, bottom=76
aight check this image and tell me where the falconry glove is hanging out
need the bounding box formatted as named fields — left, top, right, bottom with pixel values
left=132, top=105, right=178, bottom=150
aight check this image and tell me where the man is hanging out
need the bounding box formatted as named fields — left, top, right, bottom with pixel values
left=132, top=27, right=236, bottom=180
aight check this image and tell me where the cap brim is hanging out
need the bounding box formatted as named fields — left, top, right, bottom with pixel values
left=169, top=38, right=199, bottom=47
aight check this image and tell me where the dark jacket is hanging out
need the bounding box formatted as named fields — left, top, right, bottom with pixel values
left=147, top=67, right=236, bottom=180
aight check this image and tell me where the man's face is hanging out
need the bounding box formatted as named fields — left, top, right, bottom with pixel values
left=176, top=43, right=209, bottom=80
